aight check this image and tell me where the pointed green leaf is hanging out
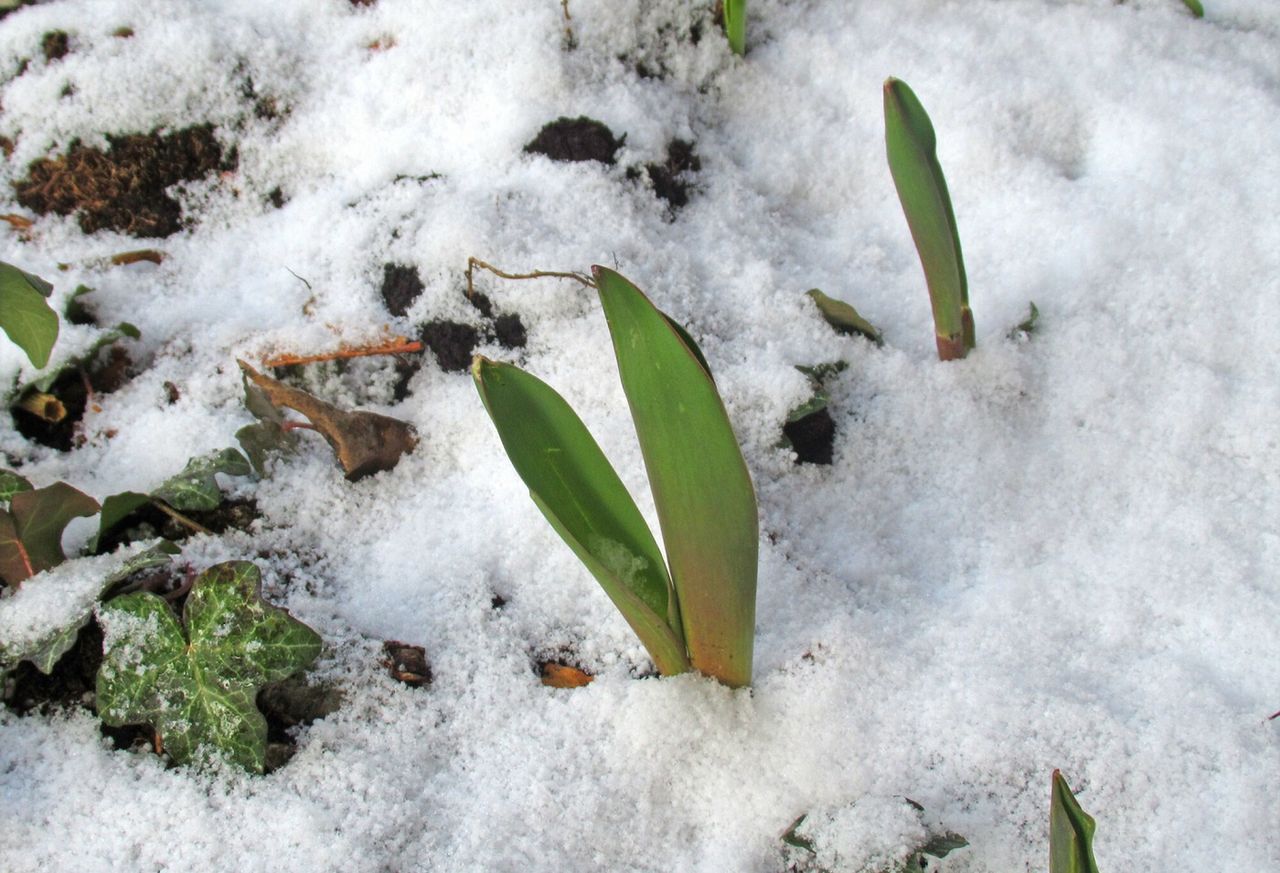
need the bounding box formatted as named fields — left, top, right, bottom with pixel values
left=0, top=469, right=32, bottom=506
left=0, top=261, right=58, bottom=368
left=90, top=491, right=152, bottom=554
left=0, top=482, right=100, bottom=585
left=1050, top=771, right=1101, bottom=873
left=152, top=448, right=252, bottom=512
left=1009, top=301, right=1040, bottom=340
left=593, top=266, right=758, bottom=687
left=807, top=289, right=883, bottom=346
left=722, top=0, right=746, bottom=56
left=663, top=314, right=714, bottom=381
left=884, top=78, right=973, bottom=360
left=97, top=561, right=323, bottom=772
left=1182, top=0, right=1204, bottom=18
left=472, top=356, right=689, bottom=676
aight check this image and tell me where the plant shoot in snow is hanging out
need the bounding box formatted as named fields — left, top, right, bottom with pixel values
left=884, top=77, right=973, bottom=361
left=473, top=266, right=758, bottom=687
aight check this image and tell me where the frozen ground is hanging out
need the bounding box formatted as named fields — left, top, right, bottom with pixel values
left=0, top=0, right=1278, bottom=870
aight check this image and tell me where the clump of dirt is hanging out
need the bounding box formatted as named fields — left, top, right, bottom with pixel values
left=382, top=641, right=431, bottom=687
left=11, top=345, right=134, bottom=451
left=420, top=320, right=480, bottom=373
left=524, top=116, right=624, bottom=165
left=381, top=263, right=424, bottom=317
left=784, top=408, right=837, bottom=466
left=630, top=138, right=701, bottom=210
left=41, top=30, right=69, bottom=62
left=493, top=313, right=527, bottom=349
left=14, top=124, right=235, bottom=237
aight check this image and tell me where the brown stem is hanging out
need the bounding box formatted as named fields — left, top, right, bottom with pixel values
left=149, top=499, right=214, bottom=536
left=935, top=332, right=968, bottom=362
left=465, top=256, right=595, bottom=300
left=261, top=339, right=423, bottom=369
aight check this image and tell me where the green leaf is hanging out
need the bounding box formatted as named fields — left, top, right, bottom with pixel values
left=152, top=448, right=252, bottom=512
left=0, top=482, right=100, bottom=586
left=472, top=357, right=690, bottom=677
left=807, top=289, right=883, bottom=346
left=722, top=0, right=746, bottom=56
left=1050, top=771, right=1101, bottom=873
left=0, top=260, right=59, bottom=368
left=96, top=561, right=323, bottom=773
left=594, top=266, right=758, bottom=687
left=0, top=469, right=33, bottom=506
left=235, top=374, right=299, bottom=476
left=1008, top=301, right=1040, bottom=339
left=781, top=814, right=816, bottom=853
left=90, top=491, right=152, bottom=554
left=884, top=78, right=973, bottom=361
left=1182, top=0, right=1204, bottom=18
left=920, top=832, right=969, bottom=859
left=29, top=321, right=140, bottom=394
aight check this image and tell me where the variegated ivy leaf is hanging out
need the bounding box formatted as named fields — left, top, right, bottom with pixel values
left=0, top=543, right=176, bottom=675
left=96, top=561, right=323, bottom=773
left=0, top=469, right=32, bottom=507
left=151, top=448, right=252, bottom=512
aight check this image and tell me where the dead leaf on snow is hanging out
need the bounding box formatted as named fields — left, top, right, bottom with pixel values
left=236, top=360, right=416, bottom=481
left=539, top=662, right=594, bottom=689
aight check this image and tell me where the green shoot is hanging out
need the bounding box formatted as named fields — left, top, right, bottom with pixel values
left=473, top=267, right=758, bottom=687
left=723, top=0, right=746, bottom=56
left=1183, top=0, right=1204, bottom=17
left=883, top=78, right=973, bottom=361
left=1050, top=770, right=1101, bottom=873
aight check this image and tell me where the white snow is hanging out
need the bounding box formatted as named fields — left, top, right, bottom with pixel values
left=0, top=0, right=1278, bottom=870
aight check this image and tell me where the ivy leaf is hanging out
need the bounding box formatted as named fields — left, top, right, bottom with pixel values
left=0, top=482, right=100, bottom=588
left=238, top=360, right=417, bottom=481
left=806, top=289, right=883, bottom=346
left=151, top=448, right=252, bottom=512
left=0, top=260, right=59, bottom=368
left=96, top=561, right=323, bottom=773
left=89, top=491, right=152, bottom=553
left=0, top=543, right=176, bottom=675
left=0, top=469, right=32, bottom=507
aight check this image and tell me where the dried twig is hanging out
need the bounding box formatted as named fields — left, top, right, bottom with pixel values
left=261, top=338, right=423, bottom=369
left=150, top=499, right=214, bottom=537
left=465, top=256, right=594, bottom=300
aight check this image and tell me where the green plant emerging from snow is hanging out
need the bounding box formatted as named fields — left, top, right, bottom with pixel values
left=97, top=561, right=323, bottom=773
left=1050, top=771, right=1102, bottom=873
left=473, top=266, right=758, bottom=687
left=722, top=0, right=746, bottom=56
left=883, top=78, right=973, bottom=361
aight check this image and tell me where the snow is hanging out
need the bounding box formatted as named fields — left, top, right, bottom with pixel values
left=1, top=0, right=1278, bottom=870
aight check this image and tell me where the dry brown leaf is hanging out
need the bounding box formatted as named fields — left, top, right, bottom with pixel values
left=110, top=249, right=164, bottom=266
left=539, top=662, right=594, bottom=689
left=237, top=360, right=416, bottom=481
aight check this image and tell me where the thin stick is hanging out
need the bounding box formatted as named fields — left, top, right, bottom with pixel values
left=465, top=256, right=595, bottom=300
left=262, top=338, right=423, bottom=369
left=560, top=0, right=571, bottom=21
left=150, top=499, right=214, bottom=536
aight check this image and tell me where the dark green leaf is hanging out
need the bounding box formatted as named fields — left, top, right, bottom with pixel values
left=90, top=491, right=152, bottom=554
left=920, top=832, right=969, bottom=859
left=0, top=482, right=100, bottom=586
left=0, top=260, right=59, bottom=368
left=473, top=356, right=690, bottom=677
left=1050, top=771, right=1101, bottom=873
left=1008, top=301, right=1040, bottom=339
left=662, top=314, right=714, bottom=381
left=64, top=285, right=94, bottom=323
left=884, top=78, right=973, bottom=361
left=781, top=814, right=816, bottom=853
left=807, top=289, right=883, bottom=346
left=152, top=448, right=252, bottom=512
left=0, top=469, right=32, bottom=506
left=96, top=560, right=323, bottom=773
left=594, top=266, right=758, bottom=688
left=1183, top=0, right=1204, bottom=17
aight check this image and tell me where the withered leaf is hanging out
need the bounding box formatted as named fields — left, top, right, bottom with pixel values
left=539, top=662, right=594, bottom=689
left=237, top=360, right=416, bottom=481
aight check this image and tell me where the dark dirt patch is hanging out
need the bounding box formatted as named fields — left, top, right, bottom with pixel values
left=381, top=263, right=424, bottom=318
left=492, top=313, right=527, bottom=349
left=382, top=640, right=431, bottom=687
left=524, top=116, right=623, bottom=165
left=784, top=408, right=836, bottom=466
left=11, top=346, right=133, bottom=451
left=420, top=320, right=479, bottom=373
left=258, top=674, right=343, bottom=771
left=5, top=621, right=103, bottom=716
left=41, top=30, right=69, bottom=62
left=267, top=186, right=285, bottom=209
left=629, top=138, right=701, bottom=211
left=14, top=124, right=234, bottom=238
left=93, top=498, right=261, bottom=556
left=467, top=290, right=494, bottom=319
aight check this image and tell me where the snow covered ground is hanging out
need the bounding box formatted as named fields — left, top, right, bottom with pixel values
left=1, top=0, right=1278, bottom=870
